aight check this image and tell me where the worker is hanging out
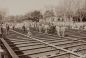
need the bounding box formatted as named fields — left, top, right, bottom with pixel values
left=27, top=27, right=32, bottom=38
left=38, top=23, right=42, bottom=32
left=22, top=24, right=26, bottom=32
left=61, top=25, right=66, bottom=37
left=6, top=24, right=10, bottom=35
left=60, top=22, right=66, bottom=37
left=0, top=25, right=4, bottom=37
left=56, top=25, right=61, bottom=37
left=44, top=24, right=49, bottom=34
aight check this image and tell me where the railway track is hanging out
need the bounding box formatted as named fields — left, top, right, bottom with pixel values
left=15, top=28, right=86, bottom=54
left=0, top=28, right=86, bottom=58
left=29, top=29, right=86, bottom=55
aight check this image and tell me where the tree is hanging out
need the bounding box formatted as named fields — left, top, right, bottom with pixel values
left=43, top=10, right=55, bottom=19
left=76, top=8, right=86, bottom=22
left=56, top=0, right=84, bottom=21
left=30, top=10, right=43, bottom=22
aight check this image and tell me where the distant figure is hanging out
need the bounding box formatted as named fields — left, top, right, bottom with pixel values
left=6, top=24, right=10, bottom=35
left=56, top=25, right=61, bottom=37
left=44, top=24, right=50, bottom=34
left=35, top=22, right=38, bottom=31
left=38, top=23, right=42, bottom=32
left=22, top=24, right=26, bottom=32
left=27, top=27, right=32, bottom=38
left=60, top=25, right=66, bottom=37
left=0, top=25, right=4, bottom=37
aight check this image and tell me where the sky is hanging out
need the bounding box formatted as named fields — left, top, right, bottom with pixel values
left=0, top=0, right=61, bottom=16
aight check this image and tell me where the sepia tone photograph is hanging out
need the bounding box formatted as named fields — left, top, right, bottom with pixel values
left=0, top=0, right=86, bottom=58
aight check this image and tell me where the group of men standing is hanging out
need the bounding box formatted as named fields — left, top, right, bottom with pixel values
left=29, top=21, right=66, bottom=37
left=0, top=21, right=67, bottom=38
left=0, top=23, right=10, bottom=37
